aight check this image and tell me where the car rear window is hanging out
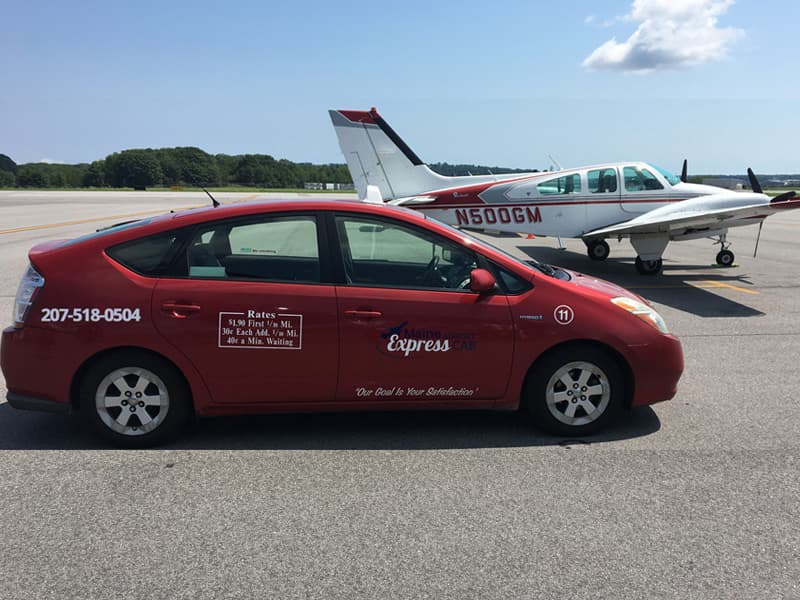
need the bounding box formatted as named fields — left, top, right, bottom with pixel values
left=107, top=231, right=185, bottom=276
left=58, top=218, right=155, bottom=248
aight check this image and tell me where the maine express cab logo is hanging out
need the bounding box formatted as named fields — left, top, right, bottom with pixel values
left=380, top=321, right=477, bottom=357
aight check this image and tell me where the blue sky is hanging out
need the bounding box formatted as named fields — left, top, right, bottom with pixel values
left=2, top=0, right=798, bottom=173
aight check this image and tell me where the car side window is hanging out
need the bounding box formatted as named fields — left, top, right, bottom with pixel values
left=335, top=216, right=478, bottom=290
left=494, top=265, right=532, bottom=294
left=107, top=231, right=184, bottom=276
left=187, top=216, right=321, bottom=283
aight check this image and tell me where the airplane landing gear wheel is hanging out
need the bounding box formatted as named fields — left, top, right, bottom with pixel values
left=635, top=256, right=663, bottom=275
left=716, top=249, right=734, bottom=267
left=587, top=240, right=610, bottom=261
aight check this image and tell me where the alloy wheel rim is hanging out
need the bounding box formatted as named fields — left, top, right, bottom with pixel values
left=95, top=367, right=169, bottom=436
left=545, top=361, right=610, bottom=426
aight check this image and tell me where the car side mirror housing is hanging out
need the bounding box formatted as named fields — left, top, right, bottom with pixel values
left=469, top=269, right=496, bottom=293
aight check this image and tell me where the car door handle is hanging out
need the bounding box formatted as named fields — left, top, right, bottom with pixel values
left=344, top=309, right=383, bottom=319
left=161, top=302, right=201, bottom=318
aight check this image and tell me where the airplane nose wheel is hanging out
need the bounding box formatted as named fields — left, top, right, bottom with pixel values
left=635, top=256, right=663, bottom=275
left=586, top=240, right=610, bottom=261
left=716, top=249, right=735, bottom=267
left=713, top=233, right=735, bottom=267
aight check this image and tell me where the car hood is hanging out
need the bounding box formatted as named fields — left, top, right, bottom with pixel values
left=559, top=268, right=644, bottom=302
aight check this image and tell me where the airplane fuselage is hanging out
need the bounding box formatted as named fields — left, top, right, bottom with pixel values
left=330, top=107, right=800, bottom=274
left=413, top=163, right=718, bottom=238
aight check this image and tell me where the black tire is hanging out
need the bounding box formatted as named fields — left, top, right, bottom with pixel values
left=587, top=240, right=610, bottom=261
left=716, top=249, right=734, bottom=267
left=635, top=256, right=662, bottom=275
left=524, top=346, right=624, bottom=436
left=80, top=351, right=191, bottom=448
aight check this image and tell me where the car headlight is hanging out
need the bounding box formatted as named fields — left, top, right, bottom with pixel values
left=13, top=264, right=45, bottom=327
left=611, top=296, right=668, bottom=334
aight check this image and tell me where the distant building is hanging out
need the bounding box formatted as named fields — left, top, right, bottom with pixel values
left=304, top=182, right=355, bottom=191
left=702, top=178, right=745, bottom=190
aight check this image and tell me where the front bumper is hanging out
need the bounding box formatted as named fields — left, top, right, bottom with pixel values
left=627, top=333, right=684, bottom=407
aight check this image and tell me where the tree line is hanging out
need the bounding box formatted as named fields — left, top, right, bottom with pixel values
left=0, top=150, right=544, bottom=190
left=0, top=149, right=352, bottom=189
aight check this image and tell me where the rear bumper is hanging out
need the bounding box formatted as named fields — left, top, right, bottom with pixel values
left=627, top=334, right=684, bottom=407
left=6, top=392, right=72, bottom=414
left=1, top=325, right=75, bottom=410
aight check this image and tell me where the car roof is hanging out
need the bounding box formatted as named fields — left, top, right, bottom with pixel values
left=62, top=198, right=433, bottom=249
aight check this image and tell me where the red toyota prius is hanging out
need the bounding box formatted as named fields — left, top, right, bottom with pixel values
left=1, top=199, right=683, bottom=447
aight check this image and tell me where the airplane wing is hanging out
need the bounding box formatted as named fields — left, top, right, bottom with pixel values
left=359, top=184, right=437, bottom=206
left=585, top=193, right=800, bottom=238
left=389, top=196, right=438, bottom=206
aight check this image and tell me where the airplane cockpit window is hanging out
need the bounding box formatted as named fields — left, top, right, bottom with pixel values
left=588, top=169, right=617, bottom=193
left=537, top=174, right=581, bottom=195
left=623, top=166, right=664, bottom=192
left=651, top=164, right=681, bottom=185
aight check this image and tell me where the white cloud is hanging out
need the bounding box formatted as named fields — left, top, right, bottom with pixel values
left=583, top=0, right=744, bottom=73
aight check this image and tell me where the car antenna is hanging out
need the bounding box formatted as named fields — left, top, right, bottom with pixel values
left=202, top=187, right=220, bottom=208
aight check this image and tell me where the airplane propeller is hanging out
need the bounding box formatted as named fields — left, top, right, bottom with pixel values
left=771, top=190, right=797, bottom=203
left=747, top=168, right=763, bottom=194
left=748, top=167, right=797, bottom=202
left=748, top=168, right=797, bottom=257
left=680, top=159, right=688, bottom=183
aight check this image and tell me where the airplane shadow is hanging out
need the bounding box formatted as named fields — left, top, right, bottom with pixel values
left=0, top=402, right=661, bottom=451
left=520, top=246, right=765, bottom=318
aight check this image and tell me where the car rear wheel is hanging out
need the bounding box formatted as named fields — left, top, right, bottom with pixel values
left=524, top=346, right=623, bottom=436
left=80, top=351, right=191, bottom=448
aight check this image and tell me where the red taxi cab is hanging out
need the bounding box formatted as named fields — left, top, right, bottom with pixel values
left=1, top=199, right=683, bottom=447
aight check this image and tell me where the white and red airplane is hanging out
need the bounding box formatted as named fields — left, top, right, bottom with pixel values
left=329, top=107, right=800, bottom=274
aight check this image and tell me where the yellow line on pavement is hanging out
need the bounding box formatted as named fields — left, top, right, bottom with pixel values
left=230, top=194, right=258, bottom=204
left=0, top=194, right=260, bottom=236
left=630, top=280, right=759, bottom=295
left=0, top=208, right=193, bottom=236
left=693, top=280, right=760, bottom=295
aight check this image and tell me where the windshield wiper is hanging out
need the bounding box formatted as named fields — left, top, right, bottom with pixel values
left=527, top=259, right=556, bottom=277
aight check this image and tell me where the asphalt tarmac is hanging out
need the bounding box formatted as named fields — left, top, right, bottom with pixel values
left=0, top=190, right=798, bottom=599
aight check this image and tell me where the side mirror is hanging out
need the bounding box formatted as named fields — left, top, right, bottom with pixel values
left=469, top=268, right=496, bottom=293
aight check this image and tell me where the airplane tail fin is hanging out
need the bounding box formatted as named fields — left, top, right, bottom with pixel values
left=329, top=108, right=454, bottom=201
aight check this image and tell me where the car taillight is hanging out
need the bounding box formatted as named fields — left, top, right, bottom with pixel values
left=13, top=264, right=45, bottom=327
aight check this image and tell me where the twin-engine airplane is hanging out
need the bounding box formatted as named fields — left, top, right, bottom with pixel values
left=329, top=108, right=800, bottom=274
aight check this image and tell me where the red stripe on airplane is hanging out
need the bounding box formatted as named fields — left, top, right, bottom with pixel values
left=338, top=110, right=377, bottom=125
left=771, top=198, right=800, bottom=210
left=427, top=197, right=689, bottom=208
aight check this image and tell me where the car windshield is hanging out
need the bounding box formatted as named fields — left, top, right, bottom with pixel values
left=650, top=164, right=681, bottom=185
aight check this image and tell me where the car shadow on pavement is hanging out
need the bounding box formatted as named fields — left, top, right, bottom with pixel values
left=521, top=247, right=764, bottom=318
left=0, top=402, right=661, bottom=451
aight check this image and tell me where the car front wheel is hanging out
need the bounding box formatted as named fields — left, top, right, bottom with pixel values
left=80, top=351, right=191, bottom=448
left=525, top=346, right=623, bottom=436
